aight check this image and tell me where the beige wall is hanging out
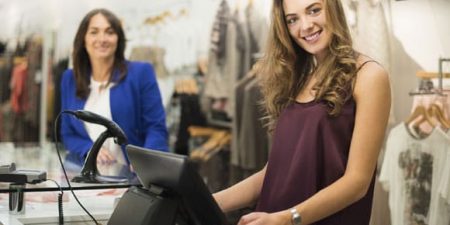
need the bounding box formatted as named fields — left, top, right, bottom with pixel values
left=387, top=0, right=449, bottom=123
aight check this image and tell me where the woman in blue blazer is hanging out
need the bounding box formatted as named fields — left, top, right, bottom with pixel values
left=61, top=8, right=168, bottom=163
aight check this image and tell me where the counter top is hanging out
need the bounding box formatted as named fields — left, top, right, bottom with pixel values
left=0, top=143, right=137, bottom=225
left=0, top=143, right=139, bottom=192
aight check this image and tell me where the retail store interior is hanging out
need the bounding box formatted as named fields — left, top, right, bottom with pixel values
left=0, top=0, right=449, bottom=224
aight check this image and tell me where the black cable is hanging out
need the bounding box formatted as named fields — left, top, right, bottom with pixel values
left=54, top=112, right=100, bottom=225
left=46, top=179, right=64, bottom=225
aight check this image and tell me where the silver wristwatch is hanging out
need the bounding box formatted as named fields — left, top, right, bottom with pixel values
left=290, top=208, right=302, bottom=225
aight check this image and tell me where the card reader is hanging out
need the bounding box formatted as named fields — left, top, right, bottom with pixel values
left=0, top=163, right=16, bottom=174
left=0, top=163, right=47, bottom=184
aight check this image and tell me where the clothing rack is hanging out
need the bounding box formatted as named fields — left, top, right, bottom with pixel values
left=416, top=71, right=450, bottom=79
left=410, top=57, right=450, bottom=96
left=438, top=57, right=450, bottom=92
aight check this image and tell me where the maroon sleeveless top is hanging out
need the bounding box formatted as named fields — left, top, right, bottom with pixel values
left=256, top=98, right=375, bottom=225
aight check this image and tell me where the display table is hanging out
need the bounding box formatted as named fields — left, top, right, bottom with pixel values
left=0, top=143, right=139, bottom=225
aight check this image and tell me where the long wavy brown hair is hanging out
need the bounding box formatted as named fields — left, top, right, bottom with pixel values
left=257, top=0, right=358, bottom=132
left=72, top=8, right=127, bottom=99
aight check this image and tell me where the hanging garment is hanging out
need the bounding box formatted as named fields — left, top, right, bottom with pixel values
left=231, top=75, right=255, bottom=167
left=434, top=151, right=450, bottom=225
left=0, top=56, right=13, bottom=104
left=174, top=93, right=207, bottom=155
left=129, top=46, right=169, bottom=78
left=209, top=0, right=230, bottom=66
left=245, top=0, right=268, bottom=58
left=10, top=62, right=28, bottom=114
left=204, top=23, right=234, bottom=100
left=231, top=76, right=269, bottom=171
left=50, top=58, right=69, bottom=141
left=237, top=78, right=269, bottom=170
left=429, top=137, right=450, bottom=225
left=204, top=10, right=239, bottom=119
left=379, top=123, right=450, bottom=225
left=25, top=37, right=42, bottom=128
left=0, top=105, right=2, bottom=140
left=205, top=3, right=267, bottom=120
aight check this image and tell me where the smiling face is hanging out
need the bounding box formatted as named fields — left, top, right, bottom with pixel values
left=283, top=0, right=331, bottom=61
left=84, top=13, right=118, bottom=62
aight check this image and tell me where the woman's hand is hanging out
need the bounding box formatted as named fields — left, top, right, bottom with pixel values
left=237, top=211, right=290, bottom=225
left=129, top=164, right=134, bottom=172
left=97, top=147, right=117, bottom=164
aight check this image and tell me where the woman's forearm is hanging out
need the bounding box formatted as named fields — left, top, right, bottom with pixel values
left=214, top=165, right=267, bottom=212
left=293, top=172, right=373, bottom=225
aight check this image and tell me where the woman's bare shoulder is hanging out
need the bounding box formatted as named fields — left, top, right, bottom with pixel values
left=354, top=56, right=390, bottom=101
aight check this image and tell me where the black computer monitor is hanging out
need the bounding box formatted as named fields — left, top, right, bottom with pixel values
left=120, top=144, right=228, bottom=225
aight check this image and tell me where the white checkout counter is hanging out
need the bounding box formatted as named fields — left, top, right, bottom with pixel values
left=0, top=143, right=138, bottom=225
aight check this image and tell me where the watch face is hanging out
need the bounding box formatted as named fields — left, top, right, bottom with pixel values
left=290, top=208, right=302, bottom=225
left=293, top=214, right=301, bottom=225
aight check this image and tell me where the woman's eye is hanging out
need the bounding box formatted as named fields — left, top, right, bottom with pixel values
left=286, top=18, right=297, bottom=25
left=308, top=8, right=321, bottom=15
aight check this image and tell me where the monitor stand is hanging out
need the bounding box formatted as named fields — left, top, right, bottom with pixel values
left=108, top=186, right=179, bottom=225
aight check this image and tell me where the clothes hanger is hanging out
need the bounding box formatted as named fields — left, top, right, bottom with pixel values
left=188, top=126, right=221, bottom=137
left=186, top=79, right=199, bottom=94
left=203, top=132, right=231, bottom=161
left=13, top=56, right=27, bottom=65
left=190, top=130, right=229, bottom=161
left=428, top=103, right=450, bottom=129
left=175, top=79, right=183, bottom=93
left=248, top=0, right=254, bottom=8
left=405, top=105, right=436, bottom=128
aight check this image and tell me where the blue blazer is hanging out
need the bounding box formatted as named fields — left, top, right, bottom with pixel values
left=60, top=61, right=168, bottom=160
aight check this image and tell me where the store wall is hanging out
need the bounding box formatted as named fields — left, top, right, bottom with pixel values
left=390, top=0, right=449, bottom=71
left=387, top=0, right=450, bottom=123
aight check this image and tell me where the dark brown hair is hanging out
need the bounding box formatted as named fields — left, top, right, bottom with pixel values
left=72, top=8, right=127, bottom=99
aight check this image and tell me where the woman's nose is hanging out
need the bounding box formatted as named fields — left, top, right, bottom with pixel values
left=97, top=32, right=107, bottom=42
left=300, top=18, right=314, bottom=31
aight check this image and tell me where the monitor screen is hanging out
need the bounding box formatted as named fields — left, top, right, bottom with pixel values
left=126, top=145, right=228, bottom=225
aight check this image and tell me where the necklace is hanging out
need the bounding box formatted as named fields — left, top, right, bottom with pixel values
left=98, top=82, right=109, bottom=90
left=91, top=77, right=110, bottom=92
